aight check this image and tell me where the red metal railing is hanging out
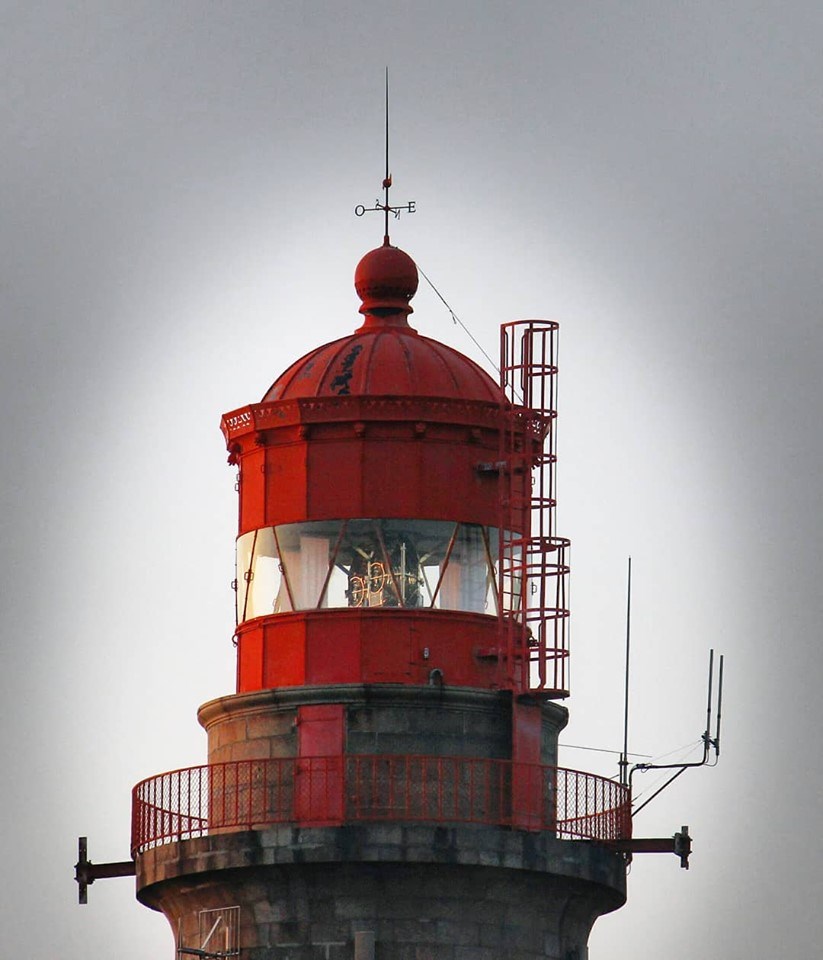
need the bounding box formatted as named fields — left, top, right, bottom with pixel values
left=131, top=756, right=630, bottom=855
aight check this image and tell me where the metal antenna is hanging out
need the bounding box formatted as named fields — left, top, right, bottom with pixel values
left=714, top=653, right=724, bottom=757
left=354, top=68, right=416, bottom=240
left=383, top=66, right=390, bottom=243
left=704, top=648, right=715, bottom=749
left=630, top=647, right=725, bottom=817
left=619, top=557, right=632, bottom=788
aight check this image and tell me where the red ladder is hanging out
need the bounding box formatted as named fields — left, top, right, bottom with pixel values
left=498, top=320, right=570, bottom=696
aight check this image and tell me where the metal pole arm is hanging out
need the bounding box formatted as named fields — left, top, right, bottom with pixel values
left=74, top=836, right=136, bottom=904
left=609, top=826, right=692, bottom=869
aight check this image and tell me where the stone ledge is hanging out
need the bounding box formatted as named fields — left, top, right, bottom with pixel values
left=198, top=684, right=568, bottom=730
left=136, top=822, right=625, bottom=907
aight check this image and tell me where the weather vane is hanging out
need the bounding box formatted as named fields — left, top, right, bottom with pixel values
left=354, top=69, right=416, bottom=245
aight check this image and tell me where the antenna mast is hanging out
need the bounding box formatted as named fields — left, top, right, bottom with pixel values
left=354, top=69, right=416, bottom=240
left=609, top=645, right=725, bottom=868
left=630, top=648, right=725, bottom=817
left=383, top=67, right=390, bottom=243
left=619, top=557, right=632, bottom=788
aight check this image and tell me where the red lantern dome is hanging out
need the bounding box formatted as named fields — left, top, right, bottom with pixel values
left=264, top=244, right=500, bottom=404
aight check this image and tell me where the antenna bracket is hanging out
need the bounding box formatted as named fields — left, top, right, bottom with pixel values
left=74, top=836, right=136, bottom=904
left=609, top=825, right=692, bottom=869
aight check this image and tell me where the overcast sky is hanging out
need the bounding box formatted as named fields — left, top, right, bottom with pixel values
left=1, top=2, right=822, bottom=958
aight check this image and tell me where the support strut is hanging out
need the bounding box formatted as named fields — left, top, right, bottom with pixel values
left=74, top=836, right=136, bottom=903
left=608, top=825, right=692, bottom=869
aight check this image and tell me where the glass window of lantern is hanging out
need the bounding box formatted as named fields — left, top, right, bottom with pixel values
left=235, top=519, right=518, bottom=623
left=235, top=526, right=283, bottom=622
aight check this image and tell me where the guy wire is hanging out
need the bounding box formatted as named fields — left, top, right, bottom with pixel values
left=417, top=264, right=500, bottom=376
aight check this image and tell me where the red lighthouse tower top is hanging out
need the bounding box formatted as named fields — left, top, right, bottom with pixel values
left=263, top=242, right=501, bottom=404
left=222, top=206, right=568, bottom=697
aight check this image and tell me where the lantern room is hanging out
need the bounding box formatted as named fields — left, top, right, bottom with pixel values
left=221, top=241, right=569, bottom=697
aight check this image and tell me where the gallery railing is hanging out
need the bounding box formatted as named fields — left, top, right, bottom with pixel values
left=131, top=755, right=630, bottom=855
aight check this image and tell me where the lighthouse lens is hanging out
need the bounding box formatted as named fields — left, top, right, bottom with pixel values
left=235, top=519, right=516, bottom=622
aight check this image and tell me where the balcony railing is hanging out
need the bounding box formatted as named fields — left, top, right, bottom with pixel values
left=131, top=755, right=630, bottom=856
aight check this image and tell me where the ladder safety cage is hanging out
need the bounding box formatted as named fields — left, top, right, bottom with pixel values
left=498, top=320, right=570, bottom=696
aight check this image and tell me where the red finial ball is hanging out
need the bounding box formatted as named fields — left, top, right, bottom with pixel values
left=354, top=242, right=419, bottom=320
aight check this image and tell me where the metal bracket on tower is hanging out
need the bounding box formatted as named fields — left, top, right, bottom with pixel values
left=609, top=825, right=693, bottom=869
left=74, top=836, right=136, bottom=903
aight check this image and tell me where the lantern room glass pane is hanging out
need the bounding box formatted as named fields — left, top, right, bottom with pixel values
left=236, top=526, right=285, bottom=621
left=235, top=519, right=516, bottom=624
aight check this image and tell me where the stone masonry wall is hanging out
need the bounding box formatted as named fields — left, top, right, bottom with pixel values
left=199, top=685, right=568, bottom=768
left=138, top=825, right=625, bottom=960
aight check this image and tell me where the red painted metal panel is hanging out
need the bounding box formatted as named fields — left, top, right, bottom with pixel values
left=295, top=705, right=345, bottom=824
left=262, top=444, right=308, bottom=529
left=420, top=441, right=474, bottom=524
left=360, top=440, right=422, bottom=518
left=512, top=700, right=543, bottom=829
left=236, top=610, right=504, bottom=693
left=261, top=620, right=305, bottom=689
left=307, top=438, right=366, bottom=519
left=236, top=619, right=306, bottom=691
left=238, top=448, right=265, bottom=534
left=360, top=615, right=413, bottom=682
left=305, top=619, right=361, bottom=685
left=233, top=421, right=506, bottom=531
left=297, top=705, right=345, bottom=756
left=236, top=630, right=264, bottom=694
left=260, top=433, right=502, bottom=527
left=512, top=700, right=542, bottom=764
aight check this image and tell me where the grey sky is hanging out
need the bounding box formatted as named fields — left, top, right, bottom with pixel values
left=1, top=2, right=821, bottom=957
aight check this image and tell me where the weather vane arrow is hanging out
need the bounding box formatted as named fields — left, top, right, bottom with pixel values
left=354, top=69, right=415, bottom=245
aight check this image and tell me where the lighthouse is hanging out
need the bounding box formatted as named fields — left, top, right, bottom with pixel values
left=118, top=226, right=632, bottom=959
